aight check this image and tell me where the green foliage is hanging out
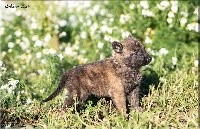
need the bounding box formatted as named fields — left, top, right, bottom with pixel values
left=0, top=1, right=198, bottom=128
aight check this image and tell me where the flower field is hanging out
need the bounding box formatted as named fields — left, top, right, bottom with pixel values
left=0, top=1, right=198, bottom=128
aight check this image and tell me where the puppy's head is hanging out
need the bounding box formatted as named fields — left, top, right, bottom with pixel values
left=112, top=35, right=152, bottom=68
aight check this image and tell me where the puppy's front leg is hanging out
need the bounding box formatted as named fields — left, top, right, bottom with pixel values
left=127, top=86, right=140, bottom=111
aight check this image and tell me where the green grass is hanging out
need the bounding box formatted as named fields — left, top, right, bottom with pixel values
left=1, top=61, right=198, bottom=128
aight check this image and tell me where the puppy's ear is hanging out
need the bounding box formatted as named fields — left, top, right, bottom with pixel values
left=112, top=41, right=123, bottom=53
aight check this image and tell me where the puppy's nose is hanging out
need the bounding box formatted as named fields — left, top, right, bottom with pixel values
left=146, top=56, right=152, bottom=63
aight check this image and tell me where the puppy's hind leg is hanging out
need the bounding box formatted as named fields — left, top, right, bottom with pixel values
left=63, top=87, right=77, bottom=110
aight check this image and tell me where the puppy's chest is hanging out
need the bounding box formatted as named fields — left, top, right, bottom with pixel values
left=122, top=69, right=142, bottom=94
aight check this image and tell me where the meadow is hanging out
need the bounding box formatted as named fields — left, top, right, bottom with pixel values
left=0, top=1, right=198, bottom=128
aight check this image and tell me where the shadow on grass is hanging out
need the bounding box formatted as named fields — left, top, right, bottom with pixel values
left=140, top=68, right=160, bottom=101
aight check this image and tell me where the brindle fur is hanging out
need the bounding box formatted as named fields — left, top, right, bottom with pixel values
left=42, top=35, right=152, bottom=113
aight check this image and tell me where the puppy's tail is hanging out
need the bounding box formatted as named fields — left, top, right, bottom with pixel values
left=42, top=75, right=66, bottom=103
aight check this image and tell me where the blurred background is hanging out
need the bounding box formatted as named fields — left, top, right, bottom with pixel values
left=0, top=1, right=198, bottom=127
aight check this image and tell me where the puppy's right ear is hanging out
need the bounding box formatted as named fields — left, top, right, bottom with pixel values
left=112, top=41, right=123, bottom=53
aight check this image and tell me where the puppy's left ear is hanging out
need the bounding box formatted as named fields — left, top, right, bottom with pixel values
left=112, top=41, right=123, bottom=53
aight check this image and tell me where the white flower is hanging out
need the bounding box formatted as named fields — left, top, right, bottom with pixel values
left=7, top=87, right=13, bottom=93
left=91, top=22, right=98, bottom=31
left=58, top=20, right=67, bottom=27
left=40, top=89, right=44, bottom=94
left=8, top=78, right=19, bottom=87
left=121, top=31, right=130, bottom=39
left=170, top=1, right=178, bottom=6
left=22, top=65, right=26, bottom=69
left=58, top=53, right=64, bottom=61
left=140, top=1, right=149, bottom=9
left=0, top=60, right=3, bottom=67
left=97, top=42, right=104, bottom=49
left=101, top=25, right=109, bottom=32
left=59, top=31, right=67, bottom=38
left=187, top=22, right=198, bottom=32
left=48, top=49, right=57, bottom=55
left=45, top=11, right=51, bottom=17
left=109, top=18, right=114, bottom=22
left=150, top=50, right=156, bottom=56
left=31, top=23, right=38, bottom=29
left=43, top=49, right=49, bottom=55
left=38, top=69, right=46, bottom=75
left=93, top=5, right=100, bottom=13
left=100, top=53, right=105, bottom=60
left=180, top=11, right=188, bottom=17
left=100, top=25, right=112, bottom=34
left=120, top=14, right=131, bottom=24
left=146, top=48, right=151, bottom=52
left=16, top=10, right=22, bottom=16
left=22, top=37, right=29, bottom=43
left=0, top=84, right=8, bottom=90
left=26, top=98, right=32, bottom=104
left=104, top=35, right=111, bottom=42
left=89, top=10, right=95, bottom=16
left=82, top=1, right=91, bottom=8
left=180, top=18, right=187, bottom=26
left=36, top=52, right=42, bottom=59
left=80, top=50, right=86, bottom=54
left=187, top=24, right=194, bottom=31
left=142, top=9, right=154, bottom=17
left=146, top=10, right=154, bottom=17
left=87, top=20, right=92, bottom=26
left=102, top=20, right=107, bottom=25
left=194, top=60, right=198, bottom=67
left=195, top=23, right=199, bottom=32
left=0, top=27, right=5, bottom=36
left=77, top=55, right=88, bottom=64
left=168, top=11, right=175, bottom=18
left=19, top=42, right=30, bottom=50
left=2, top=51, right=6, bottom=58
left=159, top=48, right=168, bottom=55
left=145, top=36, right=153, bottom=44
left=14, top=30, right=22, bottom=37
left=194, top=7, right=198, bottom=15
left=69, top=15, right=77, bottom=27
left=160, top=1, right=170, bottom=8
left=129, top=3, right=135, bottom=9
left=80, top=31, right=87, bottom=39
left=35, top=40, right=43, bottom=47
left=171, top=4, right=178, bottom=13
left=157, top=4, right=165, bottom=10
left=8, top=42, right=14, bottom=49
left=90, top=22, right=98, bottom=36
left=100, top=9, right=106, bottom=16
left=167, top=17, right=173, bottom=24
left=44, top=34, right=51, bottom=43
left=172, top=57, right=177, bottom=65
left=32, top=35, right=39, bottom=41
left=41, top=59, right=47, bottom=64
left=72, top=43, right=80, bottom=50
left=65, top=46, right=77, bottom=56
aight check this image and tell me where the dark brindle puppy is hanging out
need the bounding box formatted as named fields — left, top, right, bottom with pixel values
left=42, top=35, right=152, bottom=113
